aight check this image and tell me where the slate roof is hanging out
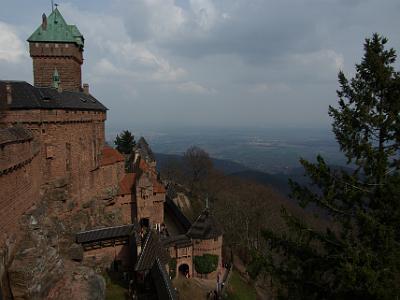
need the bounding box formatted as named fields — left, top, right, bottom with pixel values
left=166, top=184, right=178, bottom=200
left=139, top=159, right=152, bottom=173
left=76, top=224, right=136, bottom=244
left=27, top=8, right=84, bottom=48
left=135, top=230, right=170, bottom=272
left=150, top=258, right=177, bottom=300
left=136, top=137, right=156, bottom=162
left=0, top=81, right=107, bottom=111
left=165, top=197, right=192, bottom=232
left=99, top=145, right=124, bottom=167
left=0, top=126, right=33, bottom=146
left=186, top=209, right=223, bottom=240
left=118, top=173, right=136, bottom=195
left=161, top=234, right=192, bottom=248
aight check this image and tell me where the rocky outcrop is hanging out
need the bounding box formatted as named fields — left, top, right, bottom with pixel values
left=8, top=226, right=64, bottom=299
left=46, top=264, right=106, bottom=300
left=68, top=243, right=84, bottom=262
left=4, top=180, right=123, bottom=299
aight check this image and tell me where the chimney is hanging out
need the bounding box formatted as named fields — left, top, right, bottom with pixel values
left=42, top=13, right=47, bottom=30
left=6, top=83, right=12, bottom=104
left=83, top=83, right=90, bottom=95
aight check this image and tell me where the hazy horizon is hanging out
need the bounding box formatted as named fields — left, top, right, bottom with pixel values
left=105, top=125, right=344, bottom=174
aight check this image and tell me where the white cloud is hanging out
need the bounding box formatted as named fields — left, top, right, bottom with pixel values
left=61, top=3, right=187, bottom=84
left=291, top=49, right=345, bottom=71
left=143, top=0, right=185, bottom=38
left=92, top=58, right=135, bottom=78
left=105, top=41, right=186, bottom=82
left=176, top=81, right=215, bottom=94
left=2, top=0, right=399, bottom=128
left=0, top=22, right=25, bottom=63
left=190, top=0, right=218, bottom=31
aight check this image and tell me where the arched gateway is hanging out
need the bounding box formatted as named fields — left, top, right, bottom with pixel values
left=178, top=263, right=190, bottom=277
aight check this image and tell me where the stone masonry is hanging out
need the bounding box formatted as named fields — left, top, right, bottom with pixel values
left=0, top=9, right=125, bottom=298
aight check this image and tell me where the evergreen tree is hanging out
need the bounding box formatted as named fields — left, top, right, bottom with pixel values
left=114, top=130, right=135, bottom=155
left=258, top=34, right=400, bottom=299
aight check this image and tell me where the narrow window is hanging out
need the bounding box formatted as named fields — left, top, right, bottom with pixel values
left=66, top=143, right=71, bottom=171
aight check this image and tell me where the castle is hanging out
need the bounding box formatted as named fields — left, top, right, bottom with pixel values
left=0, top=8, right=223, bottom=299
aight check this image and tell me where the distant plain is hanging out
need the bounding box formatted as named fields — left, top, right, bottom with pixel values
left=108, top=127, right=347, bottom=194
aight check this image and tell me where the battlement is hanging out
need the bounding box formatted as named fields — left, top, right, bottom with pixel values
left=0, top=127, right=39, bottom=175
left=0, top=127, right=41, bottom=247
left=29, top=42, right=83, bottom=63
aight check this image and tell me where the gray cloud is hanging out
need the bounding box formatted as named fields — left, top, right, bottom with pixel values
left=0, top=0, right=399, bottom=132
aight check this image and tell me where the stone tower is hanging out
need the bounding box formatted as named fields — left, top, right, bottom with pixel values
left=27, top=8, right=84, bottom=91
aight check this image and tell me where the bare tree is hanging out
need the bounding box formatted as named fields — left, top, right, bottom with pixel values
left=160, top=158, right=184, bottom=183
left=183, top=146, right=213, bottom=195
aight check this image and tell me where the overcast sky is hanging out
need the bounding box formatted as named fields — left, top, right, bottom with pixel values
left=1, top=0, right=399, bottom=132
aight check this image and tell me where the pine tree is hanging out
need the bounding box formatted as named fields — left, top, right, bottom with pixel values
left=114, top=130, right=135, bottom=155
left=259, top=34, right=400, bottom=299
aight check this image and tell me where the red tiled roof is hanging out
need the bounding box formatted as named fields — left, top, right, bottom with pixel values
left=139, top=158, right=158, bottom=177
left=119, top=173, right=136, bottom=195
left=139, top=159, right=150, bottom=172
left=100, top=145, right=124, bottom=166
left=153, top=179, right=166, bottom=194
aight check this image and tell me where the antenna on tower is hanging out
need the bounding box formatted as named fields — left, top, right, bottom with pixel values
left=205, top=195, right=209, bottom=210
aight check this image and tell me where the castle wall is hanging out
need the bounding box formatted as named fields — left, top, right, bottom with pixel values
left=136, top=175, right=153, bottom=225
left=192, top=236, right=223, bottom=279
left=29, top=43, right=83, bottom=91
left=0, top=132, right=40, bottom=248
left=168, top=245, right=193, bottom=278
left=135, top=173, right=166, bottom=229
left=83, top=244, right=131, bottom=269
left=151, top=198, right=165, bottom=226
left=136, top=195, right=165, bottom=229
left=2, top=109, right=106, bottom=206
left=113, top=194, right=135, bottom=224
left=95, top=161, right=125, bottom=199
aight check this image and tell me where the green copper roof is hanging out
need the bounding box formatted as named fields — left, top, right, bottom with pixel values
left=27, top=8, right=84, bottom=48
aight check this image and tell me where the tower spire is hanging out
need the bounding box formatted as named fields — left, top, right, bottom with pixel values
left=28, top=7, right=84, bottom=91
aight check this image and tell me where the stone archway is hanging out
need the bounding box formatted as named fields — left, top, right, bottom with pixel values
left=178, top=263, right=190, bottom=278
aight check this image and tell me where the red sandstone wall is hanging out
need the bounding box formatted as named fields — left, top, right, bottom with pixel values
left=168, top=245, right=194, bottom=277
left=152, top=200, right=164, bottom=225
left=136, top=174, right=165, bottom=228
left=29, top=43, right=83, bottom=91
left=95, top=161, right=125, bottom=198
left=2, top=109, right=106, bottom=206
left=0, top=137, right=40, bottom=247
left=114, top=194, right=134, bottom=224
left=192, top=236, right=223, bottom=279
left=83, top=244, right=131, bottom=269
left=136, top=175, right=154, bottom=224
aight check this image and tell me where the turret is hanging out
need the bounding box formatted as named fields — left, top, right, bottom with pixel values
left=27, top=8, right=84, bottom=91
